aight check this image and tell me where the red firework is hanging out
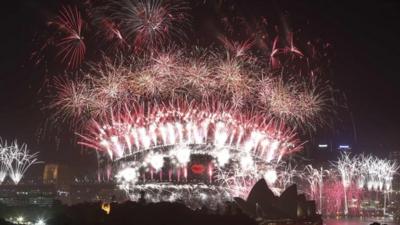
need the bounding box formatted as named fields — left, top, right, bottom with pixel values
left=77, top=100, right=302, bottom=161
left=113, top=0, right=190, bottom=52
left=50, top=5, right=86, bottom=69
left=96, top=17, right=129, bottom=51
left=270, top=32, right=304, bottom=69
left=218, top=35, right=254, bottom=58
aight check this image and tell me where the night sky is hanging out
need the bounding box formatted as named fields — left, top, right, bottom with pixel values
left=1, top=0, right=400, bottom=175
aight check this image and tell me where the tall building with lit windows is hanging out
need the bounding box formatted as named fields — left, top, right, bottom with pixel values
left=43, top=164, right=59, bottom=184
left=42, top=163, right=72, bottom=185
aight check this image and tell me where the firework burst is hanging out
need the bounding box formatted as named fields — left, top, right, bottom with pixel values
left=258, top=75, right=334, bottom=131
left=49, top=76, right=94, bottom=123
left=49, top=5, right=86, bottom=69
left=111, top=0, right=190, bottom=52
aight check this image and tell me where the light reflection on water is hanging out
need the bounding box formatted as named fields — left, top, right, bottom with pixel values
left=324, top=217, right=396, bottom=225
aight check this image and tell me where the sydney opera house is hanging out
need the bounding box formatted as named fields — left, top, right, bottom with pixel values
left=235, top=179, right=322, bottom=225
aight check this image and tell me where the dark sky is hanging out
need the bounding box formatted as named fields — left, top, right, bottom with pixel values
left=1, top=0, right=400, bottom=173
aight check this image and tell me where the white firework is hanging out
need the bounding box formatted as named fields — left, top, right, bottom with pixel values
left=0, top=144, right=9, bottom=184
left=303, top=165, right=329, bottom=214
left=332, top=153, right=356, bottom=215
left=1, top=141, right=41, bottom=185
left=332, top=153, right=399, bottom=216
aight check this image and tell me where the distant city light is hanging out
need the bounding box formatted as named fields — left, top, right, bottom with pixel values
left=101, top=202, right=111, bottom=215
left=35, top=218, right=46, bottom=225
left=17, top=216, right=24, bottom=223
left=338, top=145, right=351, bottom=150
left=318, top=144, right=328, bottom=148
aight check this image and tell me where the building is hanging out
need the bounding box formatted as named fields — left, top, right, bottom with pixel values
left=0, top=184, right=57, bottom=207
left=43, top=164, right=58, bottom=184
left=235, top=179, right=322, bottom=224
left=43, top=163, right=73, bottom=185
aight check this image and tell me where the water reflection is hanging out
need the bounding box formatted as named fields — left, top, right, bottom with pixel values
left=324, top=217, right=395, bottom=225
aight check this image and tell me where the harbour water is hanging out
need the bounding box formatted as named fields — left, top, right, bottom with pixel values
left=324, top=217, right=396, bottom=225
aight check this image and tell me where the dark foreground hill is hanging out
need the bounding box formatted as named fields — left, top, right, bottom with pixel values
left=43, top=201, right=256, bottom=225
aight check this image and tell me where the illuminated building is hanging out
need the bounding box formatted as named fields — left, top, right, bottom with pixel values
left=42, top=164, right=72, bottom=185
left=0, top=184, right=56, bottom=207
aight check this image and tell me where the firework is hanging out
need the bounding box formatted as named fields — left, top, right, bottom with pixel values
left=331, top=153, right=399, bottom=215
left=77, top=101, right=301, bottom=200
left=79, top=101, right=300, bottom=160
left=274, top=162, right=302, bottom=190
left=40, top=0, right=341, bottom=210
left=0, top=140, right=40, bottom=185
left=218, top=36, right=254, bottom=59
left=323, top=180, right=346, bottom=215
left=216, top=59, right=253, bottom=107
left=88, top=58, right=134, bottom=115
left=49, top=76, right=95, bottom=123
left=95, top=17, right=127, bottom=50
left=270, top=32, right=304, bottom=69
left=357, top=154, right=399, bottom=215
left=49, top=5, right=86, bottom=69
left=0, top=144, right=9, bottom=184
left=0, top=164, right=7, bottom=184
left=303, top=165, right=329, bottom=213
left=258, top=76, right=333, bottom=131
left=215, top=165, right=260, bottom=198
left=332, top=153, right=356, bottom=215
left=111, top=0, right=189, bottom=52
left=182, top=59, right=215, bottom=98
